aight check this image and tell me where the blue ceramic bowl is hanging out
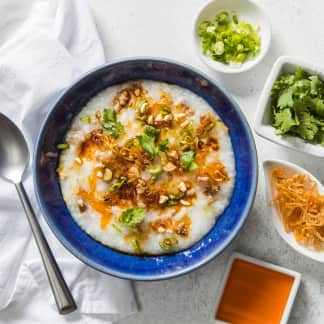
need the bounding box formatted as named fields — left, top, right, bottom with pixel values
left=34, top=58, right=257, bottom=280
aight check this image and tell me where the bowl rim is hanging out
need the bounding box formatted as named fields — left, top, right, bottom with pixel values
left=254, top=55, right=324, bottom=157
left=33, top=57, right=258, bottom=280
left=192, top=0, right=272, bottom=74
left=263, top=158, right=324, bottom=263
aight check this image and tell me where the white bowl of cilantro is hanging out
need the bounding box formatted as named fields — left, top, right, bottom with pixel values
left=193, top=0, right=271, bottom=74
left=254, top=56, right=324, bottom=157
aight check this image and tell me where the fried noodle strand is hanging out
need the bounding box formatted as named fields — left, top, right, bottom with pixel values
left=271, top=168, right=324, bottom=250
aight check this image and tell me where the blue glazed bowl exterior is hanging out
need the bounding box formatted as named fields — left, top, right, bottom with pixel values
left=34, top=58, right=257, bottom=280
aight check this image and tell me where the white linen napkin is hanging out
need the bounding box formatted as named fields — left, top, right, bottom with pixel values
left=0, top=0, right=137, bottom=323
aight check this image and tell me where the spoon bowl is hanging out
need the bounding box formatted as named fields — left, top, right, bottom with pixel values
left=0, top=114, right=29, bottom=183
left=263, top=159, right=324, bottom=263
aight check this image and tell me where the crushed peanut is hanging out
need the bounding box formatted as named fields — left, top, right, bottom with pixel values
left=174, top=112, right=186, bottom=121
left=103, top=168, right=113, bottom=181
left=147, top=115, right=154, bottom=125
left=74, top=157, right=82, bottom=164
left=159, top=195, right=169, bottom=204
left=163, top=114, right=173, bottom=122
left=197, top=176, right=210, bottom=182
left=128, top=166, right=140, bottom=181
left=136, top=179, right=147, bottom=194
left=155, top=113, right=163, bottom=122
left=163, top=162, right=177, bottom=172
left=157, top=226, right=166, bottom=233
left=178, top=181, right=187, bottom=193
left=180, top=199, right=191, bottom=206
left=167, top=150, right=179, bottom=160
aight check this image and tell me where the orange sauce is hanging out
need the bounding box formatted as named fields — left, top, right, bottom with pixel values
left=216, top=259, right=294, bottom=324
left=78, top=167, right=112, bottom=230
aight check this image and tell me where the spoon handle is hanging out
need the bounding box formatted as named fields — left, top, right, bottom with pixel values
left=15, top=182, right=77, bottom=315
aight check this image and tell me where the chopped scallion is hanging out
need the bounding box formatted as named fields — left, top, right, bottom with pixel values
left=111, top=223, right=122, bottom=233
left=159, top=237, right=178, bottom=251
left=80, top=115, right=91, bottom=123
left=56, top=143, right=69, bottom=150
left=132, top=239, right=142, bottom=253
left=198, top=11, right=261, bottom=64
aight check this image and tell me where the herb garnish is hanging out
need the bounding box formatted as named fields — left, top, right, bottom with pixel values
left=135, top=99, right=147, bottom=114
left=180, top=149, right=198, bottom=171
left=111, top=223, right=122, bottom=233
left=136, top=134, right=156, bottom=159
left=121, top=207, right=146, bottom=227
left=198, top=11, right=261, bottom=64
left=149, top=165, right=163, bottom=181
left=159, top=237, right=178, bottom=251
left=132, top=239, right=142, bottom=253
left=157, top=139, right=169, bottom=152
left=103, top=108, right=124, bottom=139
left=271, top=67, right=324, bottom=144
left=136, top=125, right=161, bottom=159
left=143, top=125, right=160, bottom=138
left=80, top=115, right=91, bottom=123
left=56, top=143, right=69, bottom=150
left=109, top=177, right=127, bottom=193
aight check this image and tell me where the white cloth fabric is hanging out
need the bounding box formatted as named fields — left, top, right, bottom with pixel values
left=0, top=0, right=137, bottom=323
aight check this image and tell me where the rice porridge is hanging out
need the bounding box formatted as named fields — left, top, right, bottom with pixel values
left=57, top=80, right=235, bottom=255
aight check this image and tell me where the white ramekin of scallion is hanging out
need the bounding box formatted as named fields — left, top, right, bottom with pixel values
left=193, top=0, right=271, bottom=74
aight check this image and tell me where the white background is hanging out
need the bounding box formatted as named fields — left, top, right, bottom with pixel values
left=88, top=1, right=324, bottom=323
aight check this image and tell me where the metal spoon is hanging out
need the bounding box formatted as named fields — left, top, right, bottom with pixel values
left=0, top=113, right=77, bottom=314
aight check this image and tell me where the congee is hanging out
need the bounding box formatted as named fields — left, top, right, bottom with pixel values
left=57, top=81, right=235, bottom=255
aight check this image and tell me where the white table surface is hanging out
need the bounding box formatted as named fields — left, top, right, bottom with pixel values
left=88, top=1, right=324, bottom=323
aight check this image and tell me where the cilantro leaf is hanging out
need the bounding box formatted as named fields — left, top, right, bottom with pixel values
left=308, top=97, right=324, bottom=118
left=291, top=111, right=318, bottom=140
left=310, top=75, right=322, bottom=96
left=103, top=108, right=116, bottom=122
left=143, top=125, right=160, bottom=139
left=293, top=80, right=311, bottom=100
left=317, top=131, right=324, bottom=145
left=136, top=134, right=156, bottom=159
left=272, top=108, right=298, bottom=134
left=277, top=87, right=294, bottom=109
left=103, top=108, right=124, bottom=139
left=271, top=67, right=324, bottom=144
left=137, top=125, right=162, bottom=159
left=295, top=66, right=306, bottom=80
left=180, top=150, right=198, bottom=171
left=121, top=207, right=146, bottom=227
left=157, top=139, right=169, bottom=152
left=271, top=74, right=296, bottom=102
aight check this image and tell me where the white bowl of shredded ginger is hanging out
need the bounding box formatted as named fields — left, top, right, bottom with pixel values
left=193, top=0, right=271, bottom=74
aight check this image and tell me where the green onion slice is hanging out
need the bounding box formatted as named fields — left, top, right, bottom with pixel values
left=56, top=143, right=69, bottom=150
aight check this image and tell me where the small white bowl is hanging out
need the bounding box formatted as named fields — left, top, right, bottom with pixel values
left=254, top=56, right=324, bottom=157
left=263, top=159, right=324, bottom=263
left=193, top=0, right=271, bottom=74
left=215, top=252, right=301, bottom=324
